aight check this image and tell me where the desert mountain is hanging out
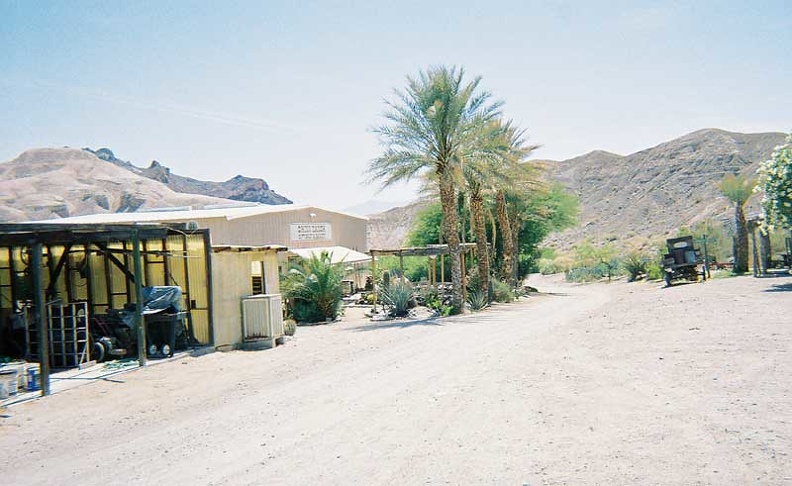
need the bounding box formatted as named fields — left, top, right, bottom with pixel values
left=0, top=148, right=266, bottom=222
left=367, top=201, right=428, bottom=250
left=84, top=148, right=291, bottom=205
left=544, top=128, right=785, bottom=249
left=367, top=129, right=787, bottom=251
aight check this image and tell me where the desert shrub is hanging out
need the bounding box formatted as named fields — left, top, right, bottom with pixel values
left=281, top=252, right=344, bottom=323
left=466, top=288, right=489, bottom=311
left=622, top=252, right=648, bottom=282
left=491, top=278, right=513, bottom=303
left=645, top=261, right=664, bottom=280
left=419, top=286, right=453, bottom=316
left=376, top=255, right=429, bottom=282
left=380, top=280, right=415, bottom=317
left=283, top=319, right=297, bottom=336
left=566, top=259, right=623, bottom=282
left=537, top=258, right=566, bottom=275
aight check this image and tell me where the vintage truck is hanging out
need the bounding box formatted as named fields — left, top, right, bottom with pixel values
left=662, top=236, right=706, bottom=286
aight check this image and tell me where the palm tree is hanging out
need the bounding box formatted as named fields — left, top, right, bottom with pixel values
left=367, top=66, right=503, bottom=313
left=718, top=173, right=756, bottom=273
left=458, top=121, right=505, bottom=296
left=491, top=123, right=538, bottom=286
left=281, top=251, right=345, bottom=323
left=458, top=120, right=537, bottom=295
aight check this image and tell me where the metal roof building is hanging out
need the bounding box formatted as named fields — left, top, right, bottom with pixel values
left=40, top=203, right=369, bottom=254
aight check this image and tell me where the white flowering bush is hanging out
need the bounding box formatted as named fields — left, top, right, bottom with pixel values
left=757, top=134, right=792, bottom=229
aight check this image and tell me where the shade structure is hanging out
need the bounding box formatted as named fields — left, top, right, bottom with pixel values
left=288, top=246, right=370, bottom=264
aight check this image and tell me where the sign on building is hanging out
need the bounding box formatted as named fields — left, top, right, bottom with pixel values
left=290, top=222, right=332, bottom=241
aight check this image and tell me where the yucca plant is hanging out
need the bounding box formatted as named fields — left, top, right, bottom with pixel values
left=622, top=252, right=648, bottom=282
left=281, top=252, right=344, bottom=323
left=466, top=289, right=489, bottom=311
left=380, top=280, right=415, bottom=317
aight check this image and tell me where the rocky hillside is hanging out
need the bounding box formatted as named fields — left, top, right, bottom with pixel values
left=543, top=129, right=785, bottom=249
left=367, top=201, right=427, bottom=250
left=84, top=148, right=291, bottom=205
left=367, top=129, right=787, bottom=251
left=0, top=148, right=259, bottom=222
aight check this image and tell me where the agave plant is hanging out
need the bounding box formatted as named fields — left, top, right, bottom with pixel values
left=380, top=280, right=415, bottom=317
left=466, top=289, right=489, bottom=311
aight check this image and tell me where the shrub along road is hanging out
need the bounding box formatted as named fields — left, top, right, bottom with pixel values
left=2, top=274, right=791, bottom=485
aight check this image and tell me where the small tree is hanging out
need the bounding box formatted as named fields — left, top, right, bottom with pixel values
left=281, top=252, right=344, bottom=323
left=718, top=173, right=756, bottom=273
left=758, top=134, right=792, bottom=229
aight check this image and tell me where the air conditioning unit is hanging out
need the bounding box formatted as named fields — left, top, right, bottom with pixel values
left=240, top=294, right=283, bottom=342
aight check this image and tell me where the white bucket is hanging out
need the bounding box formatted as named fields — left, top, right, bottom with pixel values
left=0, top=368, right=19, bottom=396
left=7, top=361, right=27, bottom=391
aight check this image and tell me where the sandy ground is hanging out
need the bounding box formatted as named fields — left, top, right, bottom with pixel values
left=1, top=273, right=791, bottom=485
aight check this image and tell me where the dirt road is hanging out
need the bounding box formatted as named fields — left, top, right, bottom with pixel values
left=2, top=274, right=791, bottom=485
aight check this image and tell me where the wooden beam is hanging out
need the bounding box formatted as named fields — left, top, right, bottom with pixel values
left=32, top=242, right=50, bottom=396
left=45, top=243, right=73, bottom=297
left=93, top=242, right=137, bottom=284
left=132, top=230, right=147, bottom=366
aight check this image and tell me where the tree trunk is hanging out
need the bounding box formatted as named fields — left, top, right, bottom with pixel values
left=734, top=204, right=749, bottom=273
left=496, top=190, right=514, bottom=286
left=470, top=190, right=489, bottom=297
left=439, top=172, right=463, bottom=313
left=510, top=216, right=521, bottom=285
left=760, top=230, right=771, bottom=275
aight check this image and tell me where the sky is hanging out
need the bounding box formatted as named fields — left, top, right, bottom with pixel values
left=1, top=1, right=790, bottom=212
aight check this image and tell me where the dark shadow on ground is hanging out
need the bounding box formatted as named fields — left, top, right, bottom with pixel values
left=349, top=317, right=444, bottom=332
left=664, top=280, right=702, bottom=288
left=763, top=282, right=792, bottom=292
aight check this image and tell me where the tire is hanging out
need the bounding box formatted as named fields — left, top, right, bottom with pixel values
left=93, top=341, right=106, bottom=363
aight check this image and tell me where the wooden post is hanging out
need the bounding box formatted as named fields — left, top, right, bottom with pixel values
left=440, top=254, right=445, bottom=283
left=750, top=225, right=759, bottom=278
left=202, top=230, right=215, bottom=346
left=132, top=230, right=147, bottom=366
left=370, top=254, right=377, bottom=313
left=399, top=252, right=404, bottom=279
left=760, top=230, right=771, bottom=275
left=702, top=234, right=709, bottom=281
left=32, top=242, right=50, bottom=396
left=461, top=250, right=467, bottom=300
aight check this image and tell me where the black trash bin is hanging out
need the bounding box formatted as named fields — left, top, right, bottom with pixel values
left=145, top=311, right=186, bottom=358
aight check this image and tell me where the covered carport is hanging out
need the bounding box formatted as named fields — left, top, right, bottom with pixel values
left=0, top=223, right=213, bottom=397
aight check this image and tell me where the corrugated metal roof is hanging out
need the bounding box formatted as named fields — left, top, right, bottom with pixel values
left=288, top=246, right=371, bottom=264
left=34, top=203, right=368, bottom=224
left=213, top=244, right=288, bottom=253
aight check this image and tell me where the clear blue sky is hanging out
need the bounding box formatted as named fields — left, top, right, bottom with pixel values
left=1, top=1, right=790, bottom=211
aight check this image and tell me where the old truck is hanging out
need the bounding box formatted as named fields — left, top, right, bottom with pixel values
left=662, top=236, right=706, bottom=286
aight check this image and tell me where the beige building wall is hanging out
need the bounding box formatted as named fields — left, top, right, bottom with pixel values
left=167, top=207, right=368, bottom=251
left=210, top=249, right=281, bottom=349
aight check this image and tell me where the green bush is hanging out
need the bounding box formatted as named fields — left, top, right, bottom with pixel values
left=537, top=258, right=565, bottom=275
left=380, top=280, right=415, bottom=317
left=376, top=256, right=429, bottom=282
left=420, top=286, right=453, bottom=316
left=646, top=261, right=664, bottom=280
left=491, top=278, right=513, bottom=303
left=566, top=260, right=623, bottom=282
left=622, top=252, right=648, bottom=282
